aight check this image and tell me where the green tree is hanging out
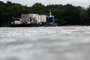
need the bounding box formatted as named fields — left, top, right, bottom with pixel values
left=86, top=5, right=90, bottom=25
left=31, top=3, right=45, bottom=14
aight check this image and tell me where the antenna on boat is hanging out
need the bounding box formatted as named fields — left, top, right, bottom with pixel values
left=49, top=9, right=52, bottom=17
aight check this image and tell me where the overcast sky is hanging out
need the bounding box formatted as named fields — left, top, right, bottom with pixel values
left=0, top=0, right=90, bottom=8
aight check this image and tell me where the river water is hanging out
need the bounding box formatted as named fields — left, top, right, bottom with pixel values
left=0, top=26, right=90, bottom=60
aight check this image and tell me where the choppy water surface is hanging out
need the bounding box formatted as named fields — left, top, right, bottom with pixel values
left=0, top=26, right=90, bottom=60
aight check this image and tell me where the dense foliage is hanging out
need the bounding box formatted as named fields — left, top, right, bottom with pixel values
left=0, top=1, right=90, bottom=26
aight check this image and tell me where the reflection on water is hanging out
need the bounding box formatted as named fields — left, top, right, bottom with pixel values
left=0, top=26, right=90, bottom=60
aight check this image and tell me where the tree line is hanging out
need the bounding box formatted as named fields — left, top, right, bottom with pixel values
left=0, top=1, right=90, bottom=26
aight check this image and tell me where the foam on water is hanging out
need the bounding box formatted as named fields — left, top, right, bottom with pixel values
left=0, top=26, right=90, bottom=60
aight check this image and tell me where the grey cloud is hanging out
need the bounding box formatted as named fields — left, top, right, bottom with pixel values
left=0, top=0, right=90, bottom=8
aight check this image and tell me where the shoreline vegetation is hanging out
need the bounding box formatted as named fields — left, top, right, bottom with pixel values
left=0, top=1, right=90, bottom=27
left=2, top=24, right=90, bottom=27
left=7, top=24, right=90, bottom=27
